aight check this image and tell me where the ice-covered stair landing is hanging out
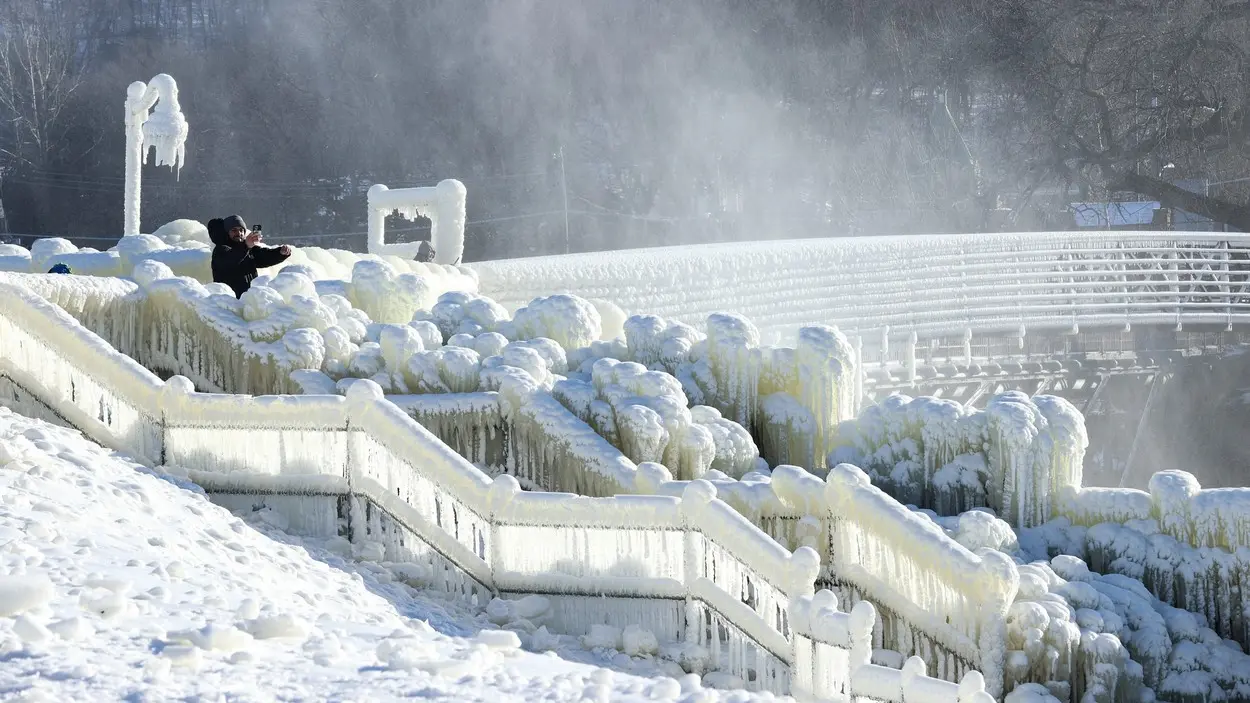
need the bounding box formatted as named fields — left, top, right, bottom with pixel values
left=0, top=281, right=992, bottom=701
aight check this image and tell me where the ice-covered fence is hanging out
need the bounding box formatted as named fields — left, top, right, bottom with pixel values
left=0, top=281, right=163, bottom=463
left=3, top=271, right=317, bottom=395
left=471, top=231, right=1250, bottom=346
left=791, top=590, right=874, bottom=701
left=0, top=236, right=211, bottom=279
left=0, top=272, right=142, bottom=353
left=821, top=464, right=1019, bottom=697
left=367, top=180, right=467, bottom=265
left=835, top=392, right=1088, bottom=529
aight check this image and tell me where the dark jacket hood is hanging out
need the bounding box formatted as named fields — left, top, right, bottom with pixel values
left=207, top=218, right=230, bottom=246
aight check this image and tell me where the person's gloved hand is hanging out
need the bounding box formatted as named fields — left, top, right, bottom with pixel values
left=278, top=245, right=292, bottom=256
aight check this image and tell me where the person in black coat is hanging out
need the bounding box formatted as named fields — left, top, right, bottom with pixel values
left=208, top=215, right=291, bottom=297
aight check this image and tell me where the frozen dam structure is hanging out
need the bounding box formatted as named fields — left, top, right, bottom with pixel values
left=4, top=225, right=1250, bottom=701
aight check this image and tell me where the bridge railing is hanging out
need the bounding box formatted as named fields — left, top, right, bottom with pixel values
left=471, top=231, right=1250, bottom=344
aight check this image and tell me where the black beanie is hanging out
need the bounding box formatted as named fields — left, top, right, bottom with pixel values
left=222, top=214, right=248, bottom=231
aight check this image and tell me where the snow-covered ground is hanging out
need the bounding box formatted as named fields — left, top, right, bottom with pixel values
left=0, top=407, right=779, bottom=702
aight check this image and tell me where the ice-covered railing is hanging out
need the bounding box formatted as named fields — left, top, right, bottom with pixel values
left=2, top=253, right=477, bottom=394
left=470, top=231, right=1250, bottom=347
left=0, top=281, right=164, bottom=463
left=818, top=464, right=1019, bottom=696
left=832, top=392, right=1088, bottom=529
left=0, top=282, right=994, bottom=699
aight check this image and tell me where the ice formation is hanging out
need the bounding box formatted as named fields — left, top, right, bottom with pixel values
left=367, top=180, right=467, bottom=265
left=125, top=74, right=187, bottom=236
left=833, top=392, right=1088, bottom=529
left=0, top=276, right=1003, bottom=701
left=11, top=230, right=1250, bottom=702
left=620, top=313, right=855, bottom=470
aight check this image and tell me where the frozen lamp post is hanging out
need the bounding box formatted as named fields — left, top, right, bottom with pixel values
left=124, top=74, right=188, bottom=236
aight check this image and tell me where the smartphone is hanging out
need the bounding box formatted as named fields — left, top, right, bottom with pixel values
left=252, top=224, right=262, bottom=233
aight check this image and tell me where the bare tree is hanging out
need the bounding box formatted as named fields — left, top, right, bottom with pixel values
left=984, top=0, right=1250, bottom=229
left=0, top=5, right=86, bottom=171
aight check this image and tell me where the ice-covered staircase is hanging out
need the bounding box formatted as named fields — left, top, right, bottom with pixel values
left=0, top=279, right=994, bottom=701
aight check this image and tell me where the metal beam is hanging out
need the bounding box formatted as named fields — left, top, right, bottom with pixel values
left=962, top=381, right=993, bottom=409
left=1119, top=372, right=1167, bottom=487
left=1082, top=374, right=1109, bottom=414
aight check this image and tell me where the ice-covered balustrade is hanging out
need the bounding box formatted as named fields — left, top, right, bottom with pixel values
left=1056, top=470, right=1250, bottom=552
left=0, top=281, right=1000, bottom=698
left=0, top=233, right=211, bottom=280
left=367, top=180, right=467, bottom=265
left=469, top=231, right=1250, bottom=347
left=819, top=464, right=1019, bottom=697
left=833, top=392, right=1088, bottom=528
left=3, top=252, right=475, bottom=395
left=623, top=312, right=857, bottom=470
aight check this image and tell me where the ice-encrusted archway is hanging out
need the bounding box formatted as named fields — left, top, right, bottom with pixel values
left=367, top=180, right=467, bottom=265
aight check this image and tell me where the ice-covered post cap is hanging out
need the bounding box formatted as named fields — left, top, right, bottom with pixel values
left=1148, top=469, right=1201, bottom=541
left=787, top=546, right=821, bottom=595
left=489, top=474, right=521, bottom=512
left=824, top=463, right=869, bottom=511
left=160, top=375, right=194, bottom=415
left=634, top=462, right=673, bottom=494
left=976, top=549, right=1020, bottom=605
left=957, top=670, right=987, bottom=701
left=344, top=378, right=385, bottom=404
left=810, top=588, right=838, bottom=614
left=437, top=177, right=466, bottom=202
left=900, top=656, right=927, bottom=687
left=165, top=375, right=194, bottom=395
left=682, top=479, right=717, bottom=506
left=1148, top=469, right=1201, bottom=500
left=848, top=600, right=875, bottom=668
